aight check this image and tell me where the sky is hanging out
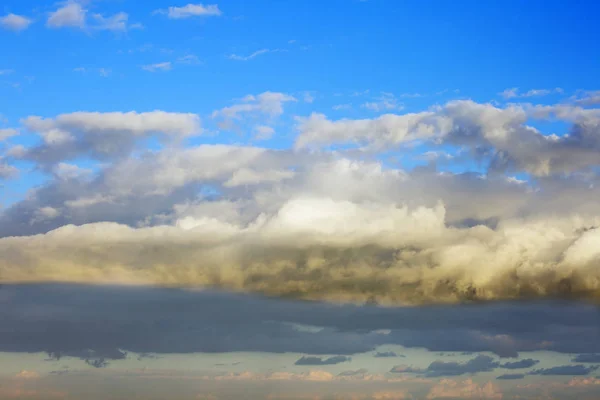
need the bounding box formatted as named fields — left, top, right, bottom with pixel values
left=1, top=0, right=600, bottom=399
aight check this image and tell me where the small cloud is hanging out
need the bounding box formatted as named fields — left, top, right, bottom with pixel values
left=0, top=128, right=19, bottom=141
left=499, top=87, right=563, bottom=99
left=155, top=4, right=223, bottom=19
left=496, top=373, right=525, bottom=380
left=47, top=1, right=86, bottom=28
left=572, top=354, right=600, bottom=363
left=92, top=12, right=130, bottom=32
left=294, top=356, right=351, bottom=366
left=228, top=49, right=271, bottom=61
left=338, top=368, right=368, bottom=377
left=288, top=39, right=297, bottom=44
left=142, top=62, right=172, bottom=72
left=0, top=69, right=14, bottom=75
left=99, top=68, right=111, bottom=77
left=529, top=365, right=600, bottom=376
left=85, top=358, right=109, bottom=368
left=303, top=92, right=315, bottom=104
left=0, top=13, right=33, bottom=31
left=14, top=370, right=40, bottom=380
left=177, top=55, right=202, bottom=65
left=500, top=359, right=539, bottom=369
left=73, top=67, right=86, bottom=73
left=253, top=125, right=275, bottom=140
left=374, top=351, right=399, bottom=358
left=362, top=93, right=404, bottom=112
left=332, top=104, right=352, bottom=111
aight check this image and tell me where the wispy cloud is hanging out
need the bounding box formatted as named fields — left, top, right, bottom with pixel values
left=0, top=13, right=33, bottom=32
left=499, top=87, right=563, bottom=99
left=228, top=49, right=274, bottom=61
left=142, top=62, right=172, bottom=72
left=177, top=55, right=202, bottom=65
left=154, top=3, right=222, bottom=19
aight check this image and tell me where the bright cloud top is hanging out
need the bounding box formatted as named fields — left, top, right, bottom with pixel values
left=1, top=94, right=600, bottom=305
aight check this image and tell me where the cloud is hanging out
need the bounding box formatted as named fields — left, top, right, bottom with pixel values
left=92, top=12, right=130, bottom=32
left=0, top=69, right=15, bottom=75
left=419, top=355, right=500, bottom=377
left=228, top=49, right=278, bottom=61
left=155, top=4, right=222, bottom=19
left=295, top=356, right=351, bottom=366
left=177, top=55, right=202, bottom=65
left=362, top=93, right=404, bottom=112
left=572, top=90, right=600, bottom=106
left=499, top=87, right=563, bottom=99
left=337, top=368, right=368, bottom=377
left=500, top=359, right=539, bottom=369
left=529, top=365, right=600, bottom=376
left=332, top=104, right=352, bottom=111
left=47, top=1, right=86, bottom=28
left=212, top=91, right=296, bottom=120
left=496, top=373, right=525, bottom=380
left=0, top=128, right=18, bottom=141
left=426, top=379, right=502, bottom=399
left=253, top=125, right=275, bottom=140
left=572, top=354, right=600, bottom=363
left=14, top=371, right=40, bottom=380
left=16, top=110, right=201, bottom=165
left=374, top=351, right=399, bottom=358
left=142, top=62, right=172, bottom=72
left=0, top=13, right=33, bottom=31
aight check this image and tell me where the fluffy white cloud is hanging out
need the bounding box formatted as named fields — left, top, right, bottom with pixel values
left=0, top=13, right=32, bottom=31
left=427, top=379, right=502, bottom=399
left=47, top=1, right=86, bottom=28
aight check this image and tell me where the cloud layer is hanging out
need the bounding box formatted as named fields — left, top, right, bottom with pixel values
left=1, top=99, right=600, bottom=306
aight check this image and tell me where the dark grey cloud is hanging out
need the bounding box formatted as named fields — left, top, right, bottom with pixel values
left=295, top=355, right=351, bottom=366
left=496, top=373, right=525, bottom=380
left=500, top=358, right=540, bottom=369
left=572, top=354, right=600, bottom=363
left=374, top=351, right=400, bottom=358
left=420, top=355, right=499, bottom=377
left=390, top=365, right=425, bottom=374
left=85, top=358, right=109, bottom=368
left=0, top=284, right=600, bottom=366
left=529, top=365, right=600, bottom=376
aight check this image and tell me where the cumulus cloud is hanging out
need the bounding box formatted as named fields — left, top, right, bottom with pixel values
left=0, top=13, right=33, bottom=31
left=2, top=99, right=600, bottom=307
left=47, top=1, right=86, bottom=28
left=295, top=356, right=351, bottom=366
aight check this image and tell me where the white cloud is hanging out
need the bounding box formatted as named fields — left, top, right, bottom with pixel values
left=177, top=55, right=202, bottom=65
left=92, top=12, right=129, bottom=32
left=253, top=125, right=275, bottom=140
left=213, top=91, right=297, bottom=120
left=228, top=49, right=271, bottom=61
left=0, top=128, right=18, bottom=141
left=0, top=13, right=33, bottom=31
left=156, top=3, right=222, bottom=19
left=332, top=104, right=352, bottom=111
left=142, top=62, right=172, bottom=72
left=362, top=93, right=404, bottom=112
left=500, top=87, right=563, bottom=99
left=0, top=69, right=14, bottom=75
left=47, top=1, right=86, bottom=28
left=427, top=379, right=502, bottom=399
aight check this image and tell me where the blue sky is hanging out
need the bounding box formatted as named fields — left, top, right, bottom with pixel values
left=2, top=0, right=599, bottom=206
left=1, top=1, right=600, bottom=399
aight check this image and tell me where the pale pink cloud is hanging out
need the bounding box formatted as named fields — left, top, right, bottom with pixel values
left=427, top=379, right=502, bottom=399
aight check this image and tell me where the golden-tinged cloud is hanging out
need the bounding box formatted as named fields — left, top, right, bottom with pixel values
left=1, top=196, right=600, bottom=306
